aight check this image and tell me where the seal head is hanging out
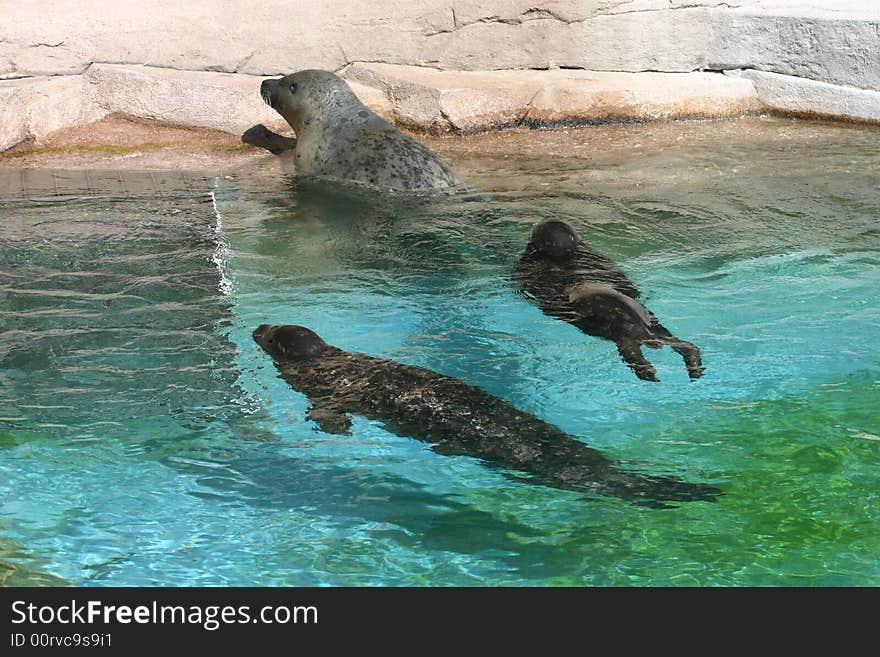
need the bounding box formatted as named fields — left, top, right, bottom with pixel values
left=529, top=219, right=580, bottom=261
left=253, top=324, right=328, bottom=360
left=260, top=70, right=358, bottom=134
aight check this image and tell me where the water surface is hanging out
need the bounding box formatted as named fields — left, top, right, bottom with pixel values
left=1, top=118, right=878, bottom=585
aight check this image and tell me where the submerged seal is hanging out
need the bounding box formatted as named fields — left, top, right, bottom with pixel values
left=245, top=70, right=462, bottom=192
left=513, top=219, right=704, bottom=382
left=253, top=323, right=720, bottom=507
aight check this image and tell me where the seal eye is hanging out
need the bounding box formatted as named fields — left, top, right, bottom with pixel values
left=289, top=82, right=298, bottom=94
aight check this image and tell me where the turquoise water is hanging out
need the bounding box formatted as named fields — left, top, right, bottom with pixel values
left=1, top=119, right=878, bottom=585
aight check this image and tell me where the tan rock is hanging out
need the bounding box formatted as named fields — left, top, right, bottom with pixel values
left=3, top=0, right=879, bottom=148
left=85, top=64, right=288, bottom=134
left=418, top=16, right=585, bottom=71
left=0, top=76, right=100, bottom=150
left=344, top=63, right=761, bottom=133
left=582, top=4, right=880, bottom=91
left=0, top=65, right=403, bottom=152
left=728, top=69, right=880, bottom=122
left=526, top=70, right=762, bottom=123
left=344, top=63, right=543, bottom=132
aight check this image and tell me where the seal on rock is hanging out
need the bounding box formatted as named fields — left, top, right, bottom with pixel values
left=245, top=70, right=462, bottom=192
left=512, top=219, right=704, bottom=382
left=253, top=323, right=720, bottom=507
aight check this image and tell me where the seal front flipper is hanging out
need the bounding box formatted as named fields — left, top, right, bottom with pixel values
left=306, top=403, right=352, bottom=435
left=616, top=338, right=659, bottom=382
left=241, top=124, right=297, bottom=155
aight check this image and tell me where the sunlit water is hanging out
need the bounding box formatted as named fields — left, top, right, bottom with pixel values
left=1, top=119, right=878, bottom=586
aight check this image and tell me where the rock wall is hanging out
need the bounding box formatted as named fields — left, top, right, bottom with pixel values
left=1, top=1, right=878, bottom=149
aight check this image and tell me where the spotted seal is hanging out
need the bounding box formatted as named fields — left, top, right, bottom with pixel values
left=244, top=70, right=462, bottom=193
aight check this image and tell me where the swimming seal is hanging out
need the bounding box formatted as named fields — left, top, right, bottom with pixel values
left=253, top=324, right=720, bottom=507
left=245, top=70, right=462, bottom=192
left=513, top=219, right=704, bottom=382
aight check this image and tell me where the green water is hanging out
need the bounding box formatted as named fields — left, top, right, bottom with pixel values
left=1, top=118, right=878, bottom=585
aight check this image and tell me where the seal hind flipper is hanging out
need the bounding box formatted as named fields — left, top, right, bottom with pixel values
left=306, top=403, right=353, bottom=435
left=644, top=324, right=705, bottom=380
left=616, top=338, right=659, bottom=382
left=592, top=472, right=722, bottom=507
left=668, top=338, right=704, bottom=379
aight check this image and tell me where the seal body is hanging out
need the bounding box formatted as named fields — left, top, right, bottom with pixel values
left=253, top=324, right=719, bottom=507
left=513, top=219, right=704, bottom=382
left=252, top=70, right=462, bottom=192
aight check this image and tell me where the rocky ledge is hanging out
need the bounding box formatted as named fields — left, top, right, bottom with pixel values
left=4, top=61, right=880, bottom=156
left=3, top=1, right=879, bottom=153
left=0, top=62, right=762, bottom=153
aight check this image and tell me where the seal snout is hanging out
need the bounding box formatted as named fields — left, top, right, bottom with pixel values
left=260, top=79, right=280, bottom=108
left=252, top=323, right=271, bottom=341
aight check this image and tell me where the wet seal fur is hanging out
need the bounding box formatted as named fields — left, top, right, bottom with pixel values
left=513, top=219, right=704, bottom=382
left=244, top=70, right=462, bottom=192
left=253, top=324, right=720, bottom=507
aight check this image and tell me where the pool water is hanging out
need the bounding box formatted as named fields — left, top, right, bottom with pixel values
left=1, top=119, right=878, bottom=586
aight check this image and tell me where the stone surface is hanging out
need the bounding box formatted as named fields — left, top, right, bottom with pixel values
left=2, top=2, right=877, bottom=88
left=1, top=0, right=879, bottom=145
left=582, top=6, right=880, bottom=92
left=0, top=76, right=100, bottom=151
left=525, top=70, right=762, bottom=124
left=0, top=64, right=406, bottom=150
left=344, top=63, right=761, bottom=133
left=85, top=64, right=289, bottom=134
left=0, top=114, right=265, bottom=171
left=346, top=81, right=396, bottom=122
left=2, top=115, right=844, bottom=173
left=0, top=0, right=454, bottom=77
left=343, top=63, right=540, bottom=132
left=729, top=69, right=880, bottom=122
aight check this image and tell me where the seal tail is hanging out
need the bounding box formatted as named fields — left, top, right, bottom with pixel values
left=594, top=471, right=722, bottom=508
left=520, top=465, right=722, bottom=508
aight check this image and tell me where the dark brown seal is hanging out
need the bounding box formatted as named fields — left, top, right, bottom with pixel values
left=253, top=323, right=720, bottom=507
left=512, top=219, right=704, bottom=382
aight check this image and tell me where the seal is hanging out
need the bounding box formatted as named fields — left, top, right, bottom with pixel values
left=241, top=123, right=297, bottom=155
left=245, top=69, right=462, bottom=192
left=253, top=323, right=720, bottom=507
left=512, top=219, right=704, bottom=382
